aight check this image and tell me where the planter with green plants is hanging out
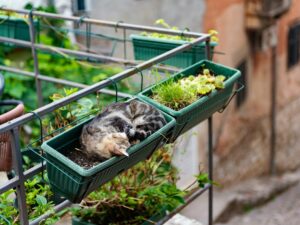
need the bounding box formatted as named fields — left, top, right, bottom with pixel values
left=138, top=60, right=241, bottom=142
left=70, top=146, right=214, bottom=225
left=37, top=98, right=175, bottom=203
left=0, top=11, right=39, bottom=42
left=70, top=146, right=185, bottom=225
left=130, top=19, right=218, bottom=68
left=0, top=174, right=62, bottom=224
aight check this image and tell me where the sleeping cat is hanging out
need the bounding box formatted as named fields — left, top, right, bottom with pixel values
left=80, top=100, right=166, bottom=160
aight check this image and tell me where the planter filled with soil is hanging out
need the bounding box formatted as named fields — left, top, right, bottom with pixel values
left=138, top=60, right=241, bottom=142
left=130, top=34, right=217, bottom=68
left=39, top=99, right=175, bottom=203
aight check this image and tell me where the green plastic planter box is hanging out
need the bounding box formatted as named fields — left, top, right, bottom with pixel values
left=72, top=210, right=166, bottom=225
left=41, top=99, right=175, bottom=203
left=131, top=34, right=217, bottom=68
left=0, top=15, right=39, bottom=42
left=72, top=217, right=95, bottom=225
left=138, top=60, right=241, bottom=142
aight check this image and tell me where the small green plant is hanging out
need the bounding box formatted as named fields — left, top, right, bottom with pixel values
left=141, top=19, right=219, bottom=43
left=152, top=66, right=226, bottom=110
left=0, top=176, right=60, bottom=224
left=152, top=79, right=197, bottom=110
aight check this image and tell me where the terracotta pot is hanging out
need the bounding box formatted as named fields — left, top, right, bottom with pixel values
left=0, top=101, right=24, bottom=171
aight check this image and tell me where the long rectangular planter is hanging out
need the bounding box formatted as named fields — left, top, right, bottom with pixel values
left=138, top=60, right=241, bottom=142
left=72, top=210, right=166, bottom=225
left=131, top=34, right=217, bottom=68
left=0, top=15, right=39, bottom=42
left=41, top=99, right=175, bottom=203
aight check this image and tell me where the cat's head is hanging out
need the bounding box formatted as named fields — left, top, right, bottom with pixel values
left=94, top=132, right=130, bottom=159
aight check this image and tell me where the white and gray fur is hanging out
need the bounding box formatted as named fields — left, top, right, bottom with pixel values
left=80, top=100, right=166, bottom=160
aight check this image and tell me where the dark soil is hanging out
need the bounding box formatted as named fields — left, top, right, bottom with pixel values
left=64, top=148, right=103, bottom=169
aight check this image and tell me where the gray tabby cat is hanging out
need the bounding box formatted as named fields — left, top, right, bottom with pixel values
left=80, top=100, right=166, bottom=160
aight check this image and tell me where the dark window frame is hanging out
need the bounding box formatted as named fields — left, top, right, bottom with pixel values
left=287, top=22, right=300, bottom=69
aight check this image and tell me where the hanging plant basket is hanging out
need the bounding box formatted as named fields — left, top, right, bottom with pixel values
left=130, top=34, right=217, bottom=68
left=0, top=15, right=39, bottom=42
left=0, top=101, right=24, bottom=172
left=138, top=60, right=241, bottom=142
left=39, top=99, right=175, bottom=203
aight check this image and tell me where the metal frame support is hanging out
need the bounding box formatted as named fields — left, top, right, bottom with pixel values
left=270, top=42, right=277, bottom=175
left=208, top=117, right=213, bottom=225
left=10, top=128, right=29, bottom=225
left=28, top=10, right=43, bottom=107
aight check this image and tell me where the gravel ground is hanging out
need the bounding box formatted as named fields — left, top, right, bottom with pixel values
left=216, top=182, right=300, bottom=225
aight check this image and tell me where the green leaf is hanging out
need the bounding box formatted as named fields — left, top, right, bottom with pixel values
left=36, top=195, right=47, bottom=206
left=64, top=88, right=78, bottom=96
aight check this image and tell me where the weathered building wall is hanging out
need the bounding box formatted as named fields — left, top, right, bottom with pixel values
left=202, top=0, right=300, bottom=186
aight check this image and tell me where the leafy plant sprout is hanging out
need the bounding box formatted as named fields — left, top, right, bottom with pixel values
left=152, top=66, right=226, bottom=110
left=140, top=19, right=219, bottom=43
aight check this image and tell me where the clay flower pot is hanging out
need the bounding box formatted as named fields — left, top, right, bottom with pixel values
left=0, top=100, right=24, bottom=171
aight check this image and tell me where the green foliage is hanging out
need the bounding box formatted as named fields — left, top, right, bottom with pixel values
left=153, top=79, right=197, bottom=110
left=45, top=88, right=97, bottom=133
left=0, top=4, right=134, bottom=146
left=152, top=67, right=226, bottom=110
left=196, top=173, right=219, bottom=188
left=71, top=146, right=184, bottom=225
left=0, top=176, right=60, bottom=224
left=141, top=19, right=219, bottom=43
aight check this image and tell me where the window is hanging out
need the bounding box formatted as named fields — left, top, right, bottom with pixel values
left=287, top=23, right=300, bottom=68
left=236, top=60, right=247, bottom=108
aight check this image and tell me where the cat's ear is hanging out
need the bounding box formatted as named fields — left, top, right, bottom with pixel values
left=112, top=145, right=129, bottom=157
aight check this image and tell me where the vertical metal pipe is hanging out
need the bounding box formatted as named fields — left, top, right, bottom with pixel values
left=28, top=11, right=43, bottom=107
left=270, top=45, right=277, bottom=175
left=208, top=117, right=213, bottom=225
left=10, top=128, right=29, bottom=225
left=205, top=34, right=213, bottom=225
left=123, top=28, right=127, bottom=59
left=205, top=39, right=211, bottom=60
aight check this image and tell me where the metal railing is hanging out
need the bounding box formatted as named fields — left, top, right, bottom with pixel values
left=0, top=7, right=213, bottom=225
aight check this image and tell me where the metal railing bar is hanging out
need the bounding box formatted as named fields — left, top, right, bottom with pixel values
left=0, top=176, right=19, bottom=194
left=24, top=163, right=45, bottom=180
left=0, top=65, right=131, bottom=98
left=0, top=8, right=206, bottom=38
left=0, top=163, right=44, bottom=195
left=28, top=9, right=43, bottom=107
left=0, top=35, right=209, bottom=133
left=10, top=128, right=29, bottom=225
left=0, top=36, right=130, bottom=64
left=0, top=37, right=180, bottom=73
left=29, top=200, right=72, bottom=225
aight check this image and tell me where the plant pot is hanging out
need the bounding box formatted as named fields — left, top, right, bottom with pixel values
left=130, top=34, right=217, bottom=68
left=0, top=15, right=39, bottom=43
left=138, top=60, right=241, bottom=142
left=72, top=210, right=166, bottom=225
left=0, top=101, right=24, bottom=171
left=40, top=99, right=175, bottom=203
left=0, top=132, right=12, bottom=171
